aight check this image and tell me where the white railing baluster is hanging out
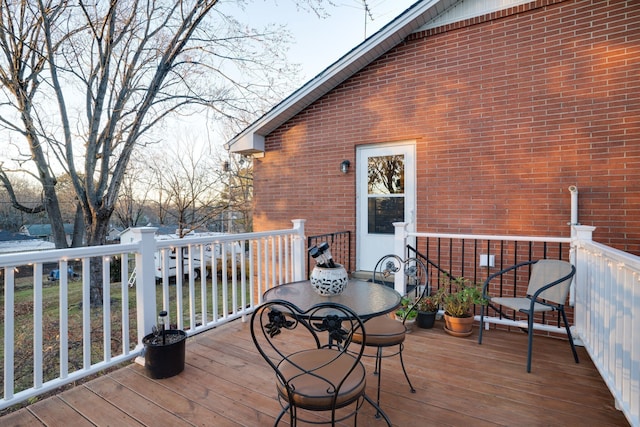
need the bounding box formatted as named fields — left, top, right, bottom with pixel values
left=286, top=235, right=292, bottom=281
left=221, top=243, right=229, bottom=319
left=33, top=263, right=43, bottom=389
left=82, top=257, right=91, bottom=369
left=102, top=256, right=111, bottom=363
left=188, top=245, right=196, bottom=331
left=59, top=260, right=69, bottom=378
left=161, top=248, right=170, bottom=316
left=240, top=239, right=247, bottom=313
left=256, top=238, right=263, bottom=301
left=121, top=254, right=130, bottom=355
left=4, top=267, right=15, bottom=402
left=212, top=246, right=219, bottom=322
left=277, top=235, right=283, bottom=284
left=231, top=241, right=238, bottom=316
left=200, top=244, right=208, bottom=325
left=248, top=240, right=255, bottom=308
left=263, top=237, right=269, bottom=291
left=271, top=236, right=277, bottom=285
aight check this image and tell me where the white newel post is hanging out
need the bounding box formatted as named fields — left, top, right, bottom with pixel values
left=291, top=219, right=306, bottom=282
left=128, top=227, right=158, bottom=353
left=393, top=222, right=409, bottom=295
left=571, top=224, right=596, bottom=338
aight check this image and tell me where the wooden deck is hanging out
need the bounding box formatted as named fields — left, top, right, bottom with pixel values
left=3, top=319, right=629, bottom=426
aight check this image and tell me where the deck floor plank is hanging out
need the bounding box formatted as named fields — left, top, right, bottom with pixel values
left=85, top=375, right=194, bottom=427
left=58, top=383, right=143, bottom=426
left=2, top=318, right=630, bottom=426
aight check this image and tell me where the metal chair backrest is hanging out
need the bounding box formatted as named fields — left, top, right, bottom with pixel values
left=372, top=255, right=430, bottom=321
left=250, top=299, right=366, bottom=413
left=527, top=259, right=575, bottom=305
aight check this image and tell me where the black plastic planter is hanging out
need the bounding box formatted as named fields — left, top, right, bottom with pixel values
left=416, top=311, right=437, bottom=329
left=142, top=329, right=186, bottom=379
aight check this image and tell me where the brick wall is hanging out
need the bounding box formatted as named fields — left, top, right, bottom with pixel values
left=254, top=0, right=640, bottom=257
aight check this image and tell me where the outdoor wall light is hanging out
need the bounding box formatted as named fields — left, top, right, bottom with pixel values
left=340, top=160, right=351, bottom=174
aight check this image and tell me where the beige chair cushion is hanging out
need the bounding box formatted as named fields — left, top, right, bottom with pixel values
left=352, top=315, right=406, bottom=347
left=490, top=297, right=554, bottom=313
left=277, top=348, right=366, bottom=410
left=527, top=259, right=573, bottom=304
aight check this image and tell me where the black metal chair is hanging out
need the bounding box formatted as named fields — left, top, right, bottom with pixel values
left=250, top=299, right=391, bottom=426
left=351, top=255, right=429, bottom=412
left=478, top=259, right=579, bottom=372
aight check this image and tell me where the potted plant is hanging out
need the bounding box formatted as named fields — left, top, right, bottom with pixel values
left=435, top=276, right=487, bottom=337
left=142, top=311, right=187, bottom=379
left=415, top=294, right=439, bottom=329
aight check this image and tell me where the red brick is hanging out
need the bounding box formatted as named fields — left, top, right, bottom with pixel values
left=255, top=0, right=640, bottom=256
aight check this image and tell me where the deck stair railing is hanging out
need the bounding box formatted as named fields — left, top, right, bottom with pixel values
left=396, top=223, right=639, bottom=427
left=406, top=238, right=571, bottom=333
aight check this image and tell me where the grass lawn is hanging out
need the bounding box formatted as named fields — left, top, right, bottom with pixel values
left=0, top=271, right=250, bottom=396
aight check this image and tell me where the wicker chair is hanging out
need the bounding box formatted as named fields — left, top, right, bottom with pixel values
left=478, top=259, right=578, bottom=372
left=251, top=299, right=391, bottom=426
left=352, top=255, right=429, bottom=413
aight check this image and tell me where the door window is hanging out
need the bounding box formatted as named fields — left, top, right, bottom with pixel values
left=367, top=155, right=405, bottom=234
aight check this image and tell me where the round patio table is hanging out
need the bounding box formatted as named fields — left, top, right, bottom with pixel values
left=262, top=279, right=401, bottom=320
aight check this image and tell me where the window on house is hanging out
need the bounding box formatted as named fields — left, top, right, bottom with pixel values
left=367, top=155, right=405, bottom=234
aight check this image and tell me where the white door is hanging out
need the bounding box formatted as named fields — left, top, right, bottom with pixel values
left=356, top=143, right=416, bottom=272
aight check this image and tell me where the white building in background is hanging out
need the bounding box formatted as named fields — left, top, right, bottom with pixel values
left=0, top=230, right=55, bottom=255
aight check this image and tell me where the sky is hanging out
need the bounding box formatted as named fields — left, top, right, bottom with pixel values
left=224, top=0, right=418, bottom=82
left=0, top=1, right=420, bottom=168
left=186, top=0, right=420, bottom=152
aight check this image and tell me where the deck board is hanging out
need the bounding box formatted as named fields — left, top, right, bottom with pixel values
left=3, top=318, right=630, bottom=426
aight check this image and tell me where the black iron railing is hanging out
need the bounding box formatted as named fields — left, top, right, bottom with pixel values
left=407, top=237, right=570, bottom=322
left=307, top=231, right=351, bottom=275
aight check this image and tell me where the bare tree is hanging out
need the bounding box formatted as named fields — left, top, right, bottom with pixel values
left=368, top=155, right=405, bottom=194
left=113, top=159, right=149, bottom=229
left=223, top=155, right=253, bottom=233
left=0, top=0, right=325, bottom=246
left=148, top=144, right=225, bottom=236
left=0, top=0, right=325, bottom=304
left=0, top=174, right=45, bottom=231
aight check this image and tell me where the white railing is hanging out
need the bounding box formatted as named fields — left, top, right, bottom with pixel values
left=0, top=220, right=306, bottom=410
left=2, top=219, right=637, bottom=425
left=573, top=226, right=640, bottom=427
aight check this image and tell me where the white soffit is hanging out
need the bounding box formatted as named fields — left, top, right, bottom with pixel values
left=418, top=0, right=534, bottom=30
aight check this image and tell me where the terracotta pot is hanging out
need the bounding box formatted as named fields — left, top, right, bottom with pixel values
left=443, top=313, right=474, bottom=337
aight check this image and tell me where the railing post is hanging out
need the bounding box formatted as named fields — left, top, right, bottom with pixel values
left=393, top=222, right=409, bottom=295
left=571, top=225, right=596, bottom=335
left=127, top=227, right=158, bottom=351
left=291, top=219, right=306, bottom=281
left=573, top=224, right=596, bottom=242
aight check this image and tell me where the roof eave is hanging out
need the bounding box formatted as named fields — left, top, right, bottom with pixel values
left=225, top=0, right=449, bottom=155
